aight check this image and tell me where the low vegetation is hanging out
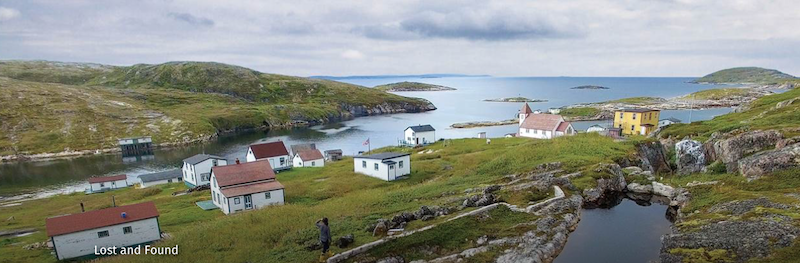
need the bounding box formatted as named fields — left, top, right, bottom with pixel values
left=374, top=81, right=455, bottom=92
left=659, top=87, right=800, bottom=141
left=0, top=134, right=632, bottom=263
left=694, top=67, right=796, bottom=84
left=560, top=107, right=601, bottom=118
left=680, top=88, right=750, bottom=100
left=0, top=61, right=433, bottom=156
left=601, top=96, right=665, bottom=105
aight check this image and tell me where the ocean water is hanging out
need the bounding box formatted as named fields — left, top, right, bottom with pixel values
left=0, top=76, right=733, bottom=198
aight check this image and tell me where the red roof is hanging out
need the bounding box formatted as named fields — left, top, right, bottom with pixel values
left=296, top=149, right=324, bottom=161
left=249, top=141, right=289, bottom=159
left=556, top=122, right=572, bottom=132
left=46, top=202, right=159, bottom=237
left=213, top=160, right=276, bottom=187
left=220, top=180, right=284, bottom=197
left=520, top=103, right=533, bottom=114
left=87, top=174, right=127, bottom=184
left=520, top=114, right=565, bottom=131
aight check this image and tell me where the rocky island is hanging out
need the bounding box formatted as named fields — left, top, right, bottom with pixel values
left=692, top=67, right=797, bottom=85
left=571, top=85, right=610, bottom=90
left=483, top=97, right=548, bottom=103
left=374, top=81, right=456, bottom=92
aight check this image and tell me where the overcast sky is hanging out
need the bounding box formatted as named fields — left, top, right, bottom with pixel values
left=1, top=0, right=799, bottom=77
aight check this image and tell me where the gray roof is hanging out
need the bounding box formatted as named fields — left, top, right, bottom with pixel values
left=290, top=143, right=316, bottom=153
left=661, top=117, right=682, bottom=123
left=183, top=154, right=225, bottom=165
left=406, top=125, right=435, bottom=132
left=139, top=169, right=182, bottom=183
left=356, top=152, right=410, bottom=160
left=324, top=149, right=343, bottom=154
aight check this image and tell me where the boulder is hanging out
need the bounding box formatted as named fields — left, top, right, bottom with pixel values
left=372, top=221, right=388, bottom=236
left=622, top=166, right=644, bottom=175
left=712, top=130, right=782, bottom=173
left=336, top=234, right=354, bottom=248
left=626, top=182, right=653, bottom=194
left=675, top=140, right=706, bottom=175
left=777, top=136, right=800, bottom=149
left=652, top=182, right=675, bottom=197
left=636, top=141, right=673, bottom=174
left=660, top=220, right=800, bottom=262
left=738, top=143, right=800, bottom=180
left=377, top=256, right=405, bottom=263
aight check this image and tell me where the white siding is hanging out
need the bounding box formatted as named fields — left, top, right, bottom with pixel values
left=140, top=177, right=181, bottom=188
left=353, top=155, right=411, bottom=181
left=183, top=158, right=227, bottom=187
left=89, top=179, right=129, bottom=193
left=404, top=129, right=435, bottom=145
left=247, top=148, right=290, bottom=171
left=518, top=128, right=553, bottom=139
left=222, top=189, right=285, bottom=215
left=51, top=217, right=160, bottom=260
left=293, top=154, right=324, bottom=168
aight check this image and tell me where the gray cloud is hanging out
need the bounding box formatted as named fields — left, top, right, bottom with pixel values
left=167, top=12, right=214, bottom=27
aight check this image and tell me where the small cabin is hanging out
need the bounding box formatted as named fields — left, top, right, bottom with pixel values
left=587, top=125, right=607, bottom=133
left=246, top=141, right=291, bottom=171
left=659, top=117, right=682, bottom=127
left=293, top=149, right=325, bottom=168
left=45, top=202, right=161, bottom=260
left=182, top=154, right=228, bottom=188
left=353, top=152, right=411, bottom=181
left=404, top=125, right=436, bottom=145
left=138, top=169, right=182, bottom=188
left=210, top=160, right=285, bottom=215
left=88, top=175, right=128, bottom=193
left=118, top=136, right=153, bottom=156
left=324, top=149, right=343, bottom=161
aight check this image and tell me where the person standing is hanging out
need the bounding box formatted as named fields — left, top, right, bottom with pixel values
left=316, top=218, right=331, bottom=256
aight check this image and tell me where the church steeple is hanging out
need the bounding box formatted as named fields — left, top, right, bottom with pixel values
left=519, top=103, right=532, bottom=125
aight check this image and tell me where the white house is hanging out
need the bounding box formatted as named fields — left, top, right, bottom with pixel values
left=45, top=202, right=161, bottom=260
left=293, top=149, right=325, bottom=168
left=587, top=125, right=607, bottom=133
left=138, top=169, right=182, bottom=188
left=246, top=141, right=291, bottom=171
left=353, top=152, right=411, bottom=181
left=404, top=125, right=436, bottom=145
left=659, top=117, right=682, bottom=127
left=210, top=160, right=285, bottom=215
left=518, top=103, right=576, bottom=139
left=182, top=154, right=228, bottom=188
left=88, top=175, right=129, bottom=193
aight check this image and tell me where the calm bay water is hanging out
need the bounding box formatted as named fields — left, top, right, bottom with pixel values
left=0, top=76, right=732, bottom=199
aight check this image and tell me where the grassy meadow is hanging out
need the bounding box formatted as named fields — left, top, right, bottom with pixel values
left=0, top=134, right=632, bottom=263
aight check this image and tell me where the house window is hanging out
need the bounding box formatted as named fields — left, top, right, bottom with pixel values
left=389, top=165, right=395, bottom=170
left=311, top=161, right=315, bottom=166
left=168, top=179, right=172, bottom=183
left=98, top=231, right=109, bottom=238
left=234, top=197, right=240, bottom=204
left=631, top=125, right=635, bottom=131
left=265, top=192, right=271, bottom=199
left=212, top=159, right=218, bottom=166
left=619, top=113, right=624, bottom=118
left=280, top=157, right=285, bottom=166
left=526, top=129, right=530, bottom=133
left=123, top=226, right=132, bottom=234
left=633, top=113, right=637, bottom=120
left=399, top=161, right=404, bottom=168
left=362, top=161, right=367, bottom=168
left=100, top=183, right=105, bottom=187
left=374, top=163, right=379, bottom=171
left=216, top=193, right=220, bottom=203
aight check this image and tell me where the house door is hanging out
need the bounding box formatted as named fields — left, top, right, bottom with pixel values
left=415, top=138, right=419, bottom=145
left=244, top=195, right=253, bottom=209
left=388, top=165, right=396, bottom=181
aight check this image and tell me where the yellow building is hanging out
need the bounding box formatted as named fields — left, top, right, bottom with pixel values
left=613, top=109, right=660, bottom=135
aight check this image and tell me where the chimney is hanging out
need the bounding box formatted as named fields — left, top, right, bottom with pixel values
left=112, top=195, right=116, bottom=207
left=80, top=202, right=85, bottom=213
left=235, top=158, right=240, bottom=164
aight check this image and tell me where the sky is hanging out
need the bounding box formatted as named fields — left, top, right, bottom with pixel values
left=0, top=0, right=799, bottom=77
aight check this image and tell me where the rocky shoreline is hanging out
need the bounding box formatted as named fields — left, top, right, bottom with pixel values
left=450, top=119, right=518, bottom=129
left=1, top=100, right=437, bottom=163
left=570, top=85, right=610, bottom=90
left=483, top=97, right=548, bottom=103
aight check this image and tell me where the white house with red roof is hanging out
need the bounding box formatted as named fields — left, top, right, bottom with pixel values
left=45, top=202, right=161, bottom=260
left=210, top=160, right=286, bottom=214
left=293, top=149, right=325, bottom=168
left=245, top=141, right=291, bottom=171
left=87, top=175, right=129, bottom=193
left=518, top=103, right=576, bottom=139
left=182, top=154, right=228, bottom=188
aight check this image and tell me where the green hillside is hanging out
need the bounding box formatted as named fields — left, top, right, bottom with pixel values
left=0, top=61, right=435, bottom=156
left=694, top=67, right=796, bottom=84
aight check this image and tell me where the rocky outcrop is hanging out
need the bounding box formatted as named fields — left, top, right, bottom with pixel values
left=738, top=143, right=800, bottom=180
left=709, top=198, right=789, bottom=216
left=675, top=140, right=705, bottom=175
left=463, top=185, right=501, bottom=207
left=582, top=164, right=627, bottom=206
left=711, top=130, right=782, bottom=173
left=636, top=141, right=673, bottom=174
left=366, top=206, right=454, bottom=236
left=661, top=220, right=800, bottom=262
left=340, top=100, right=436, bottom=118
left=336, top=234, right=355, bottom=248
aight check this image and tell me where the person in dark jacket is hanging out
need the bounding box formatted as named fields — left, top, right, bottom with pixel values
left=316, top=218, right=331, bottom=255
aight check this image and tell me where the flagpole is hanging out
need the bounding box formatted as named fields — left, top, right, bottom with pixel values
left=368, top=138, right=371, bottom=153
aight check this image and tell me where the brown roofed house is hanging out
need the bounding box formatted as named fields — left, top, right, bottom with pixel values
left=246, top=141, right=291, bottom=171
left=45, top=202, right=161, bottom=260
left=293, top=149, right=325, bottom=168
left=209, top=160, right=286, bottom=215
left=87, top=174, right=129, bottom=193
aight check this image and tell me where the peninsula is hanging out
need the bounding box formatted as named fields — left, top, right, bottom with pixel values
left=571, top=85, right=610, bottom=90
left=483, top=97, right=547, bottom=103
left=374, top=81, right=456, bottom=92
